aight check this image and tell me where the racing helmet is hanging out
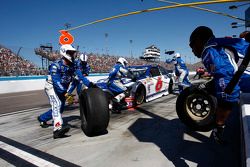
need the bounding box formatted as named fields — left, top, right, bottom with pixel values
left=174, top=53, right=181, bottom=58
left=117, top=57, right=128, bottom=67
left=80, top=54, right=88, bottom=62
left=60, top=44, right=76, bottom=62
left=189, top=26, right=214, bottom=47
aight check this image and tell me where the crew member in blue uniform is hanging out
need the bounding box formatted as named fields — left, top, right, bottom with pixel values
left=189, top=26, right=250, bottom=143
left=67, top=54, right=91, bottom=96
left=108, top=57, right=130, bottom=103
left=37, top=45, right=93, bottom=139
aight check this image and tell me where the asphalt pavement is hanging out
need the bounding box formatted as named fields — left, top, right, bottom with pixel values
left=0, top=89, right=241, bottom=167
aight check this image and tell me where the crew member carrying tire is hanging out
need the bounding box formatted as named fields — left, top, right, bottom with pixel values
left=37, top=44, right=77, bottom=139
left=188, top=26, right=250, bottom=144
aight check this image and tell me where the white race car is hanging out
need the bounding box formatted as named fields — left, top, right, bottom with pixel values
left=124, top=64, right=175, bottom=105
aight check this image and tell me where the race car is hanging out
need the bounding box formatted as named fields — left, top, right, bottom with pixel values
left=96, top=64, right=174, bottom=109
left=94, top=64, right=174, bottom=111
left=125, top=64, right=175, bottom=105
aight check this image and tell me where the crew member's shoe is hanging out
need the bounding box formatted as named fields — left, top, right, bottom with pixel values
left=37, top=116, right=49, bottom=128
left=53, top=125, right=70, bottom=139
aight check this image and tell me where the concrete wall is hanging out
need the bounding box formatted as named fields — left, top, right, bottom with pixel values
left=241, top=93, right=250, bottom=167
left=0, top=75, right=108, bottom=94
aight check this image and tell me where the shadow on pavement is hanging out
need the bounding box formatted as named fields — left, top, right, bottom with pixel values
left=129, top=106, right=241, bottom=167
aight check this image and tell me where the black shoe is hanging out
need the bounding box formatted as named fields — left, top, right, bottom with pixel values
left=53, top=125, right=70, bottom=139
left=37, top=116, right=49, bottom=128
left=212, top=126, right=225, bottom=144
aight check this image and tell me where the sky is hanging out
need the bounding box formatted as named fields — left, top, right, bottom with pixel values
left=0, top=0, right=249, bottom=67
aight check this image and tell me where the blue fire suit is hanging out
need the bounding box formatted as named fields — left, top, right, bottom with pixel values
left=108, top=63, right=128, bottom=95
left=39, top=59, right=91, bottom=131
left=201, top=37, right=250, bottom=102
left=175, top=57, right=191, bottom=87
left=68, top=59, right=91, bottom=95
left=39, top=60, right=74, bottom=131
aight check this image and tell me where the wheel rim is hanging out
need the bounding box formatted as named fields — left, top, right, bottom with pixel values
left=135, top=88, right=145, bottom=105
left=185, top=93, right=212, bottom=121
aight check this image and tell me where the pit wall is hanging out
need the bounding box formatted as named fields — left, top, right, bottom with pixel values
left=0, top=74, right=108, bottom=94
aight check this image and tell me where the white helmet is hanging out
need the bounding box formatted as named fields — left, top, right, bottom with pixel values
left=60, top=44, right=76, bottom=62
left=117, top=57, right=128, bottom=67
left=80, top=54, right=88, bottom=62
left=174, top=53, right=181, bottom=58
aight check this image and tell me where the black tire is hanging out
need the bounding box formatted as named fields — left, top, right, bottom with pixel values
left=168, top=79, right=173, bottom=94
left=176, top=86, right=217, bottom=132
left=134, top=85, right=146, bottom=105
left=79, top=88, right=110, bottom=137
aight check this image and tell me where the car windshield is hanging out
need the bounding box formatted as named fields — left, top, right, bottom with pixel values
left=127, top=67, right=148, bottom=78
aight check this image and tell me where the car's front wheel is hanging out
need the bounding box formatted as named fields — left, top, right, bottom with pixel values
left=134, top=85, right=146, bottom=105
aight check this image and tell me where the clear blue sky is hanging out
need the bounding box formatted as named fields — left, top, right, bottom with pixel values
left=0, top=0, right=249, bottom=67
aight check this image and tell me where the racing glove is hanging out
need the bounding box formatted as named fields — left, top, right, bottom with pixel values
left=65, top=93, right=74, bottom=105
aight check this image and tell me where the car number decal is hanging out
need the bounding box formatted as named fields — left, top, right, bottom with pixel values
left=155, top=77, right=163, bottom=92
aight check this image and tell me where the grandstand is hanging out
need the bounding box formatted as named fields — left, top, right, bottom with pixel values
left=1, top=44, right=200, bottom=76
left=0, top=45, right=46, bottom=76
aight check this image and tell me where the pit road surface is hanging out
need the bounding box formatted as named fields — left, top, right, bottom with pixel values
left=0, top=90, right=241, bottom=167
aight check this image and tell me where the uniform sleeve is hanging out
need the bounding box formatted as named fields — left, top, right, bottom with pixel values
left=74, top=68, right=91, bottom=87
left=49, top=64, right=66, bottom=93
left=119, top=67, right=129, bottom=77
left=202, top=49, right=215, bottom=75
left=84, top=64, right=91, bottom=76
left=67, top=79, right=77, bottom=94
left=109, top=65, right=119, bottom=79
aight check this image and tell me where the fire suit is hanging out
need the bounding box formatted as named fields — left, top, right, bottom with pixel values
left=201, top=37, right=250, bottom=102
left=108, top=63, right=128, bottom=95
left=68, top=59, right=91, bottom=95
left=39, top=59, right=91, bottom=131
left=39, top=60, right=74, bottom=131
left=174, top=57, right=191, bottom=91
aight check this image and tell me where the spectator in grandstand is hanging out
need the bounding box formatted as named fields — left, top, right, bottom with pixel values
left=189, top=26, right=250, bottom=144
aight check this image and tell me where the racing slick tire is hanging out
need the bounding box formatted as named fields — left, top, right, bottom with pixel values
left=134, top=85, right=146, bottom=105
left=79, top=88, right=110, bottom=137
left=176, top=86, right=217, bottom=132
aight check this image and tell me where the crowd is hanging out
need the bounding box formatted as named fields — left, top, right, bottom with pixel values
left=34, top=48, right=59, bottom=61
left=1, top=45, right=194, bottom=76
left=87, top=53, right=173, bottom=73
left=0, top=46, right=46, bottom=76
